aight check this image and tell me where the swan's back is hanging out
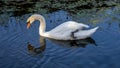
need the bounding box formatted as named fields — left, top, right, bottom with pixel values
left=50, top=21, right=89, bottom=33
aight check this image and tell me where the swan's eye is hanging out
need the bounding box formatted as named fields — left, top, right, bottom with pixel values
left=27, top=20, right=30, bottom=24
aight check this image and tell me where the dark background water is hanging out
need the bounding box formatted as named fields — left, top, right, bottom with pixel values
left=1, top=1, right=120, bottom=68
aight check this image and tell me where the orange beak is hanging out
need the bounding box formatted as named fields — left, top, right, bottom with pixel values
left=27, top=21, right=31, bottom=29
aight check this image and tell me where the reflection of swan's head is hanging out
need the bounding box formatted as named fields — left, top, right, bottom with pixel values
left=27, top=36, right=46, bottom=55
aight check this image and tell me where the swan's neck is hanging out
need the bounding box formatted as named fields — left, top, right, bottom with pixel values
left=38, top=16, right=46, bottom=35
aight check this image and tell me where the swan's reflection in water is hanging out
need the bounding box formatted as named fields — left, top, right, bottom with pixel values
left=27, top=36, right=46, bottom=55
left=49, top=37, right=97, bottom=48
left=27, top=36, right=97, bottom=55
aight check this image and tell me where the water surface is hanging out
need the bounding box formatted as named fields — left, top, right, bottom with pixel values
left=0, top=6, right=120, bottom=68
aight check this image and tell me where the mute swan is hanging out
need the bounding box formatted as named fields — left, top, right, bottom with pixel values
left=27, top=14, right=99, bottom=40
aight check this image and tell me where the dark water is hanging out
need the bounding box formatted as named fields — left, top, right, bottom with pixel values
left=1, top=6, right=120, bottom=68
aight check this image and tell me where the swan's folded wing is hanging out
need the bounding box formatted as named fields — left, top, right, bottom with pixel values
left=62, top=21, right=89, bottom=29
left=47, top=21, right=91, bottom=40
left=77, top=23, right=89, bottom=29
left=50, top=21, right=89, bottom=33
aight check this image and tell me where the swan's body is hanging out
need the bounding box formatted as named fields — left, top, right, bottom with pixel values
left=27, top=14, right=99, bottom=40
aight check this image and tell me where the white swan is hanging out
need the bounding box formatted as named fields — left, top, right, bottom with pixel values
left=27, top=14, right=99, bottom=40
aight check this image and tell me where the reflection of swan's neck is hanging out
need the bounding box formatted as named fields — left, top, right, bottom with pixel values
left=38, top=16, right=46, bottom=35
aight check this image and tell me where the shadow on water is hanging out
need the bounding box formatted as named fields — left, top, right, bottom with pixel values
left=27, top=36, right=97, bottom=55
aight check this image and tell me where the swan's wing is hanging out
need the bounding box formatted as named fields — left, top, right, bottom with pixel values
left=50, top=21, right=89, bottom=33
left=60, top=21, right=89, bottom=29
left=47, top=21, right=91, bottom=40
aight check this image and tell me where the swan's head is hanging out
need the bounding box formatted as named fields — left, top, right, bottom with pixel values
left=27, top=14, right=42, bottom=29
left=27, top=15, right=36, bottom=29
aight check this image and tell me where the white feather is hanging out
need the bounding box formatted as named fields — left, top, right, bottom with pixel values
left=74, top=27, right=99, bottom=39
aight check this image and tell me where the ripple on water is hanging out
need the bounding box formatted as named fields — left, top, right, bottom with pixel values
left=1, top=8, right=120, bottom=68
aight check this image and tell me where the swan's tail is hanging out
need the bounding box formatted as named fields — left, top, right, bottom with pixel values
left=75, top=27, right=99, bottom=39
left=87, top=27, right=99, bottom=35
